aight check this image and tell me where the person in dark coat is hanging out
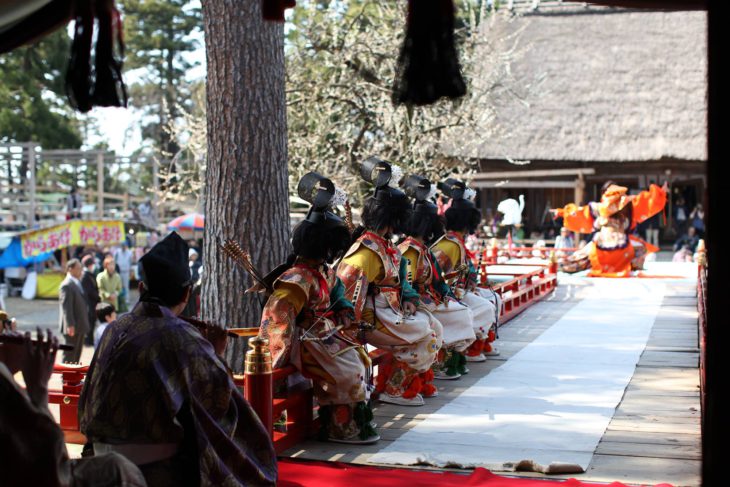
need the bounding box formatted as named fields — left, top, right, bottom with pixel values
left=673, top=226, right=701, bottom=253
left=58, top=259, right=90, bottom=363
left=79, top=233, right=276, bottom=486
left=81, top=255, right=101, bottom=346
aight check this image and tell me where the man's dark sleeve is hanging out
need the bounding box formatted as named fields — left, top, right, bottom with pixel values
left=82, top=274, right=100, bottom=305
left=674, top=236, right=686, bottom=252
left=60, top=285, right=73, bottom=332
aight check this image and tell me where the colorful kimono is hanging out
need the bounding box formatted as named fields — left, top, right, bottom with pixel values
left=79, top=302, right=277, bottom=487
left=399, top=237, right=475, bottom=353
left=259, top=260, right=374, bottom=440
left=555, top=184, right=667, bottom=277
left=432, top=231, right=500, bottom=356
left=337, top=231, right=442, bottom=399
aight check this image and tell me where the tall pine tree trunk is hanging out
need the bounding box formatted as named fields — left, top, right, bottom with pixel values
left=201, top=0, right=289, bottom=371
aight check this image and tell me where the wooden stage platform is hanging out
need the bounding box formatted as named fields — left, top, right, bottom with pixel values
left=282, top=279, right=701, bottom=487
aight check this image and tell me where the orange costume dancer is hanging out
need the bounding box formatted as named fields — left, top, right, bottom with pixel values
left=553, top=182, right=667, bottom=277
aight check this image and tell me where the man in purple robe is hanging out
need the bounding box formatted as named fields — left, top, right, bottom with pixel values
left=79, top=232, right=277, bottom=486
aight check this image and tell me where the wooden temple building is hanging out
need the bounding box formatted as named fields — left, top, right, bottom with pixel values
left=445, top=2, right=707, bottom=241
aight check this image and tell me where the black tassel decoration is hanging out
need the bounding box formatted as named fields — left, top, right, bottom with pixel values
left=91, top=0, right=128, bottom=108
left=66, top=0, right=128, bottom=113
left=392, top=0, right=467, bottom=106
left=66, top=0, right=94, bottom=112
left=262, top=0, right=297, bottom=22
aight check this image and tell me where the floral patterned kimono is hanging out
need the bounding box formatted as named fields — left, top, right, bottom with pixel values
left=400, top=237, right=476, bottom=378
left=337, top=231, right=442, bottom=399
left=259, top=259, right=374, bottom=440
left=400, top=237, right=476, bottom=351
left=555, top=184, right=667, bottom=277
left=432, top=231, right=500, bottom=357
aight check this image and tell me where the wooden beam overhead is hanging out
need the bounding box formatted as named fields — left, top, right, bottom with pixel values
left=586, top=0, right=706, bottom=9
left=473, top=181, right=577, bottom=188
left=473, top=168, right=596, bottom=180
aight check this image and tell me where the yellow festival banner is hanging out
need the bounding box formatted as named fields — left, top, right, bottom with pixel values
left=20, top=220, right=126, bottom=258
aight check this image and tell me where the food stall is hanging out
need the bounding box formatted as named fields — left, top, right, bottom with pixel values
left=17, top=220, right=125, bottom=298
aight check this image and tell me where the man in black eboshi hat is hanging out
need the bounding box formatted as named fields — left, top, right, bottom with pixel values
left=79, top=232, right=277, bottom=486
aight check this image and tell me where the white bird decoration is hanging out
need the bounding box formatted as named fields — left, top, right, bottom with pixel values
left=497, top=194, right=525, bottom=226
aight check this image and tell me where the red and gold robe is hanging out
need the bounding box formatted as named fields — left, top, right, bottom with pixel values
left=400, top=237, right=475, bottom=352
left=432, top=231, right=499, bottom=341
left=337, top=231, right=442, bottom=398
left=259, top=260, right=369, bottom=407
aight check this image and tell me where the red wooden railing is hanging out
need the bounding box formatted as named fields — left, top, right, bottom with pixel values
left=697, top=257, right=707, bottom=421
left=50, top=264, right=557, bottom=453
left=484, top=264, right=558, bottom=323
left=48, top=363, right=89, bottom=444
left=475, top=244, right=579, bottom=263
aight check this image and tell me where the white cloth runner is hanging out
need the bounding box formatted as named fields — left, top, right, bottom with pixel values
left=368, top=278, right=667, bottom=472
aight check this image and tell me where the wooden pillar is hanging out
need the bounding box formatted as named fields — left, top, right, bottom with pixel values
left=574, top=173, right=585, bottom=206
left=703, top=3, right=728, bottom=484
left=479, top=188, right=487, bottom=218
left=665, top=169, right=673, bottom=238
left=27, top=144, right=37, bottom=226
left=152, top=158, right=160, bottom=224
left=96, top=152, right=104, bottom=219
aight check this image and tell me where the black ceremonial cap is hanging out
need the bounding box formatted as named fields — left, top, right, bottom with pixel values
left=360, top=156, right=409, bottom=204
left=403, top=174, right=437, bottom=215
left=438, top=177, right=475, bottom=210
left=438, top=178, right=466, bottom=200
left=297, top=172, right=346, bottom=228
left=140, top=231, right=193, bottom=290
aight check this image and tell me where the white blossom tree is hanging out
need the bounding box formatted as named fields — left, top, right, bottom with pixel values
left=285, top=0, right=529, bottom=202
left=167, top=1, right=529, bottom=209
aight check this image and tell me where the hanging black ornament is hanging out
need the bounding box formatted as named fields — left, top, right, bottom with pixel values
left=66, top=0, right=128, bottom=113
left=392, top=0, right=467, bottom=106
left=262, top=0, right=296, bottom=22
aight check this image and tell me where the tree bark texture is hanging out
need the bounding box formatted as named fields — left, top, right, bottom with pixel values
left=201, top=0, right=290, bottom=371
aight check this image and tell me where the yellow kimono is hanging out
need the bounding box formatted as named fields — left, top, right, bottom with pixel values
left=432, top=232, right=499, bottom=342
left=337, top=231, right=442, bottom=399
left=400, top=237, right=475, bottom=353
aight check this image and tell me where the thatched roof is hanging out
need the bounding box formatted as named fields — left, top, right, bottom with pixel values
left=446, top=5, right=707, bottom=162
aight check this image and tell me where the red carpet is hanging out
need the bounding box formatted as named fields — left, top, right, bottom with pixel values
left=278, top=459, right=673, bottom=487
left=635, top=273, right=687, bottom=279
